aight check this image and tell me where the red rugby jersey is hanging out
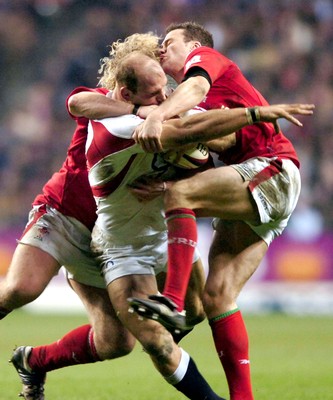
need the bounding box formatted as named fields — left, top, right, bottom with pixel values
left=184, top=47, right=299, bottom=167
left=33, top=86, right=108, bottom=231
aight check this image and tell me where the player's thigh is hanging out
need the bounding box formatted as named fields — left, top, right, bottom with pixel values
left=70, top=280, right=135, bottom=354
left=204, top=220, right=267, bottom=314
left=107, top=274, right=166, bottom=338
left=4, top=243, right=60, bottom=296
left=208, top=220, right=267, bottom=288
left=167, top=166, right=257, bottom=220
left=108, top=274, right=158, bottom=318
left=70, top=280, right=126, bottom=332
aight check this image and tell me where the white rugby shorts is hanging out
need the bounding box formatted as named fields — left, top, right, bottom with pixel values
left=19, top=204, right=105, bottom=288
left=215, top=157, right=301, bottom=245
left=91, top=225, right=200, bottom=286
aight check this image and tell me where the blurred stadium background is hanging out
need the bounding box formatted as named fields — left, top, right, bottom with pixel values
left=0, top=0, right=332, bottom=315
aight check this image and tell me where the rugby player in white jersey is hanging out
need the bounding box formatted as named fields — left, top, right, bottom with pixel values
left=85, top=50, right=227, bottom=400
left=84, top=49, right=313, bottom=400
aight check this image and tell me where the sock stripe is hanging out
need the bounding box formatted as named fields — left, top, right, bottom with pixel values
left=209, top=307, right=239, bottom=324
left=165, top=208, right=196, bottom=221
left=166, top=213, right=196, bottom=223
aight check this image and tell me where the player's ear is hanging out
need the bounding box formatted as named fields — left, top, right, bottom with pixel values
left=192, top=41, right=201, bottom=50
left=120, top=86, right=133, bottom=102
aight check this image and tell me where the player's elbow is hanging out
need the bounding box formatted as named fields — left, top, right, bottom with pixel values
left=67, top=94, right=83, bottom=116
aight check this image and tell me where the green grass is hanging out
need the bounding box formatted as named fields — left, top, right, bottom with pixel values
left=1, top=311, right=332, bottom=399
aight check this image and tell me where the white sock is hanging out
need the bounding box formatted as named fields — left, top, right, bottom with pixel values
left=164, top=348, right=190, bottom=385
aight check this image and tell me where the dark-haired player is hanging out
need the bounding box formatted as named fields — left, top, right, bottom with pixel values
left=130, top=21, right=314, bottom=400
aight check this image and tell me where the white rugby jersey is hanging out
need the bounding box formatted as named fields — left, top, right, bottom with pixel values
left=86, top=114, right=172, bottom=246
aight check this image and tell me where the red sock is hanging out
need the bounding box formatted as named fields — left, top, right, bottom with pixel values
left=163, top=208, right=197, bottom=311
left=29, top=324, right=100, bottom=372
left=209, top=310, right=254, bottom=400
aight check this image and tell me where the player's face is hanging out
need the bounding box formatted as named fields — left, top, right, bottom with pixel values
left=160, top=29, right=197, bottom=82
left=132, top=63, right=168, bottom=106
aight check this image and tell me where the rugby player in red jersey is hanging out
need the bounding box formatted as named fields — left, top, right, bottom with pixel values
left=4, top=33, right=165, bottom=400
left=129, top=22, right=315, bottom=400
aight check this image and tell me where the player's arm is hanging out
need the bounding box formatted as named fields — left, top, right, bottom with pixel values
left=146, top=75, right=209, bottom=123
left=68, top=91, right=157, bottom=119
left=129, top=103, right=314, bottom=202
left=133, top=75, right=210, bottom=152
left=159, top=104, right=315, bottom=150
left=68, top=92, right=134, bottom=119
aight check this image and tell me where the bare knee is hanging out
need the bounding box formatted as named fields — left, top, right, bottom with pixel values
left=164, top=180, right=191, bottom=210
left=94, top=328, right=136, bottom=360
left=0, top=278, right=45, bottom=309
left=202, top=285, right=236, bottom=318
left=100, top=336, right=135, bottom=360
left=1, top=246, right=59, bottom=309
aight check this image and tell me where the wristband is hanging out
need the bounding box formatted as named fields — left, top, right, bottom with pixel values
left=132, top=104, right=140, bottom=116
left=247, top=106, right=261, bottom=124
left=245, top=108, right=253, bottom=125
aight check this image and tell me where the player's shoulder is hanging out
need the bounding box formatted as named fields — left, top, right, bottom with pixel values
left=186, top=47, right=229, bottom=72
left=66, top=86, right=110, bottom=120
left=68, top=86, right=109, bottom=97
left=93, top=114, right=143, bottom=140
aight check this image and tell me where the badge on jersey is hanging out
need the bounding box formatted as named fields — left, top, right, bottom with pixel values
left=185, top=55, right=202, bottom=72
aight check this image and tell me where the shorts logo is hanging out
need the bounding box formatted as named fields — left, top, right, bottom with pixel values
left=257, top=191, right=269, bottom=213
left=34, top=226, right=49, bottom=241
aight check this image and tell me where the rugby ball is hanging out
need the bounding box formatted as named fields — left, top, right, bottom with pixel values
left=163, top=143, right=209, bottom=169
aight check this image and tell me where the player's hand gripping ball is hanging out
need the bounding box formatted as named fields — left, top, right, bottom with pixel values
left=163, top=143, right=209, bottom=169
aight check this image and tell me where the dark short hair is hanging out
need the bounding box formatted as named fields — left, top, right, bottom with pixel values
left=165, top=21, right=214, bottom=48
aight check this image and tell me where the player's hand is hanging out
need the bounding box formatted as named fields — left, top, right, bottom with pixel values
left=136, top=105, right=158, bottom=119
left=128, top=177, right=166, bottom=202
left=132, top=118, right=163, bottom=153
left=258, top=104, right=315, bottom=133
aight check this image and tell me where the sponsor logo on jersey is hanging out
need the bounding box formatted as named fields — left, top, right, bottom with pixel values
left=239, top=359, right=250, bottom=365
left=185, top=55, right=202, bottom=71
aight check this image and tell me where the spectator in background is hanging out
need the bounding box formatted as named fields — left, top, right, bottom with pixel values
left=0, top=1, right=332, bottom=233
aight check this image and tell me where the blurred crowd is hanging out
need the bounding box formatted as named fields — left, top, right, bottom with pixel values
left=0, top=0, right=332, bottom=238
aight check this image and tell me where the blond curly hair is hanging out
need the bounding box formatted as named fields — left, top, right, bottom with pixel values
left=98, top=32, right=160, bottom=90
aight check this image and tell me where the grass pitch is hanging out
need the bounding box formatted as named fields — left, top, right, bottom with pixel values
left=1, top=311, right=332, bottom=399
